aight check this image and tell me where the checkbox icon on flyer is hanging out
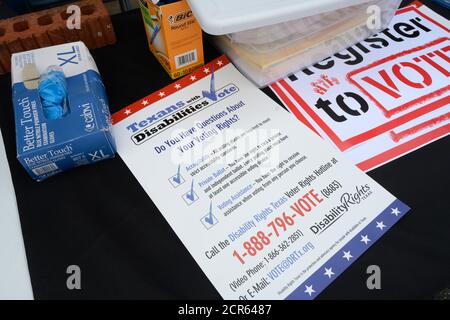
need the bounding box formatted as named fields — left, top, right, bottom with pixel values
left=169, top=165, right=185, bottom=187
left=201, top=202, right=218, bottom=230
left=182, top=180, right=199, bottom=205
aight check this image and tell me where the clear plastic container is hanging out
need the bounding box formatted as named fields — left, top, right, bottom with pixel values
left=188, top=0, right=402, bottom=87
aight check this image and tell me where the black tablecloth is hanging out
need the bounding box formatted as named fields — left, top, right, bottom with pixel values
left=0, top=0, right=448, bottom=299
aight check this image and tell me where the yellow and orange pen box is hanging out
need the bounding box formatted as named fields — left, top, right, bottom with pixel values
left=139, top=0, right=204, bottom=79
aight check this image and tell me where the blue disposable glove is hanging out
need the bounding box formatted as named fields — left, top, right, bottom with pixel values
left=38, top=66, right=68, bottom=120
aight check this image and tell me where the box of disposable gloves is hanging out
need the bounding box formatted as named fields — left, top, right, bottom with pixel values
left=11, top=41, right=116, bottom=181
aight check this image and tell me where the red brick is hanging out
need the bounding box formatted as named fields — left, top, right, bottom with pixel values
left=78, top=21, right=96, bottom=48
left=93, top=2, right=116, bottom=46
left=0, top=0, right=117, bottom=75
left=98, top=15, right=116, bottom=45
left=35, top=13, right=58, bottom=46
left=47, top=27, right=66, bottom=45
left=33, top=30, right=53, bottom=48
left=5, top=38, right=25, bottom=55
left=57, top=10, right=80, bottom=43
left=0, top=46, right=9, bottom=72
left=0, top=43, right=6, bottom=73
left=89, top=17, right=107, bottom=48
left=0, top=22, right=11, bottom=72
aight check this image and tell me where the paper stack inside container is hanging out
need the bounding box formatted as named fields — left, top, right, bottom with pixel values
left=188, top=0, right=402, bottom=87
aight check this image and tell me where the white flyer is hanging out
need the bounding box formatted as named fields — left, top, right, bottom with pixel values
left=112, top=56, right=410, bottom=300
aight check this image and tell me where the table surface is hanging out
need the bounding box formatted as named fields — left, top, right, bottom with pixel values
left=0, top=0, right=448, bottom=299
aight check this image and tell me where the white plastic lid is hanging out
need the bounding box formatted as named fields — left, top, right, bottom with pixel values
left=186, top=0, right=374, bottom=35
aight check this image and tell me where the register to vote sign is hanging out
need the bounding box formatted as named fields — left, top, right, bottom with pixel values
left=112, top=56, right=410, bottom=299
